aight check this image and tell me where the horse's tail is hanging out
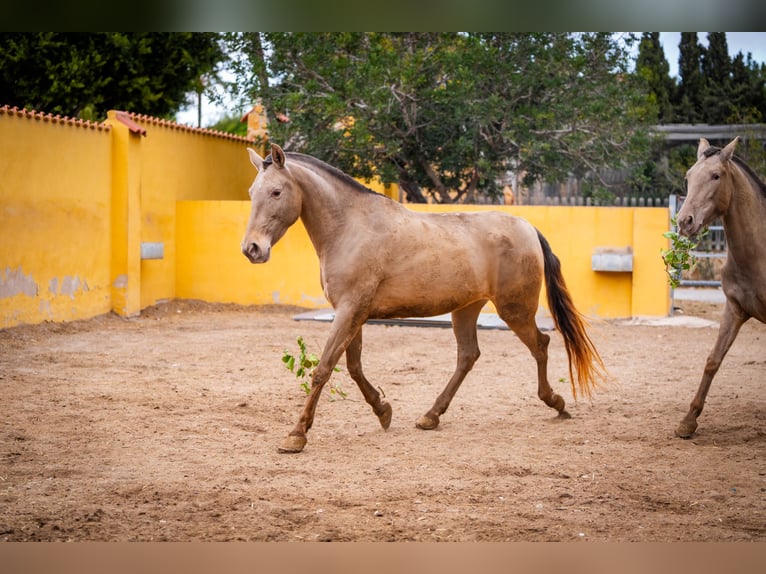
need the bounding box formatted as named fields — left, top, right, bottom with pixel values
left=537, top=229, right=606, bottom=399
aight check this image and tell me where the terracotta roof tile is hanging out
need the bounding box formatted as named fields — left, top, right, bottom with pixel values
left=128, top=112, right=254, bottom=143
left=0, top=106, right=254, bottom=143
left=114, top=110, right=147, bottom=136
left=0, top=105, right=111, bottom=131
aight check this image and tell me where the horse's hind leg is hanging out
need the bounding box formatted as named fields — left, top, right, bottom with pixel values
left=498, top=305, right=569, bottom=418
left=346, top=327, right=392, bottom=430
left=417, top=300, right=484, bottom=430
left=676, top=302, right=748, bottom=438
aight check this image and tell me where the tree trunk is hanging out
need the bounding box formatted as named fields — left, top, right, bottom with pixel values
left=398, top=178, right=428, bottom=203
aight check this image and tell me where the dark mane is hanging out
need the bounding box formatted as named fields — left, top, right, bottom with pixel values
left=703, top=145, right=766, bottom=198
left=281, top=152, right=380, bottom=196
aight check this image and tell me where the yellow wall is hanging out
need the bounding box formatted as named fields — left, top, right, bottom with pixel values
left=123, top=115, right=255, bottom=311
left=1, top=106, right=670, bottom=328
left=1, top=108, right=254, bottom=328
left=176, top=201, right=323, bottom=307
left=1, top=109, right=113, bottom=326
left=176, top=201, right=670, bottom=319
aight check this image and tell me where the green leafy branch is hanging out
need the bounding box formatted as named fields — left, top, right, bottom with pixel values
left=282, top=336, right=347, bottom=400
left=661, top=217, right=708, bottom=289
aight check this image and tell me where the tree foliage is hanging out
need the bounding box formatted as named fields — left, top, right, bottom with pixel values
left=638, top=31, right=766, bottom=127
left=635, top=33, right=675, bottom=123
left=235, top=32, right=655, bottom=203
left=636, top=32, right=766, bottom=197
left=0, top=32, right=224, bottom=120
left=674, top=32, right=707, bottom=124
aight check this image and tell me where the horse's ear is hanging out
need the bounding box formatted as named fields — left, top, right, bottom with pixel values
left=247, top=148, right=264, bottom=171
left=720, top=136, right=740, bottom=164
left=697, top=138, right=711, bottom=160
left=271, top=144, right=286, bottom=169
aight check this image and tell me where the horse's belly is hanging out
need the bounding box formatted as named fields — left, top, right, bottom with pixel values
left=369, top=267, right=488, bottom=319
left=368, top=297, right=485, bottom=320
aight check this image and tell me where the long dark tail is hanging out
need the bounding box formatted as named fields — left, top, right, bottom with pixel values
left=537, top=230, right=607, bottom=399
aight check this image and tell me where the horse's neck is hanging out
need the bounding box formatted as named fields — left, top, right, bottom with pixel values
left=721, top=167, right=766, bottom=267
left=293, top=163, right=361, bottom=258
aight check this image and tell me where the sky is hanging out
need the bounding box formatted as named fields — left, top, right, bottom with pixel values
left=176, top=32, right=766, bottom=127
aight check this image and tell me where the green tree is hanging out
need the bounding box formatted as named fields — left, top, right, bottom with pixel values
left=209, top=114, right=248, bottom=137
left=702, top=32, right=733, bottom=124
left=635, top=32, right=676, bottom=123
left=0, top=33, right=224, bottom=120
left=727, top=51, right=766, bottom=124
left=235, top=32, right=654, bottom=204
left=674, top=32, right=706, bottom=124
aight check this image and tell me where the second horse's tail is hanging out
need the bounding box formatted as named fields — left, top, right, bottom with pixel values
left=537, top=230, right=607, bottom=399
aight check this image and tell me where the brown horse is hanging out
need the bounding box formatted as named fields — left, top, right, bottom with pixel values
left=242, top=144, right=606, bottom=453
left=675, top=137, right=766, bottom=438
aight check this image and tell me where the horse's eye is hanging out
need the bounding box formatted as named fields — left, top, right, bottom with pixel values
left=270, top=189, right=282, bottom=199
left=712, top=173, right=720, bottom=181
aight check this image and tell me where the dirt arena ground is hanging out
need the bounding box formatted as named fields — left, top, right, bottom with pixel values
left=1, top=297, right=764, bottom=542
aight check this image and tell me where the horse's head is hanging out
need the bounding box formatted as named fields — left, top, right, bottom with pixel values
left=677, top=136, right=739, bottom=238
left=241, top=144, right=302, bottom=264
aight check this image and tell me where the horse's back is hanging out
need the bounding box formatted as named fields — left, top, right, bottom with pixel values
left=362, top=209, right=544, bottom=319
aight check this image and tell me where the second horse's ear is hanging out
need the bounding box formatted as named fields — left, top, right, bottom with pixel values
left=720, top=136, right=740, bottom=164
left=697, top=138, right=711, bottom=161
left=271, top=144, right=286, bottom=168
left=247, top=148, right=264, bottom=171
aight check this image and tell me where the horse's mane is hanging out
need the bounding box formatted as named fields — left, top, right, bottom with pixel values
left=703, top=145, right=766, bottom=199
left=264, top=151, right=379, bottom=196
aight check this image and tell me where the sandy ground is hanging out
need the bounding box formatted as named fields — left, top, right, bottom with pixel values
left=1, top=296, right=764, bottom=542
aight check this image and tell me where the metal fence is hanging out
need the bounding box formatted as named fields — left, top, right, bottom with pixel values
left=524, top=195, right=670, bottom=207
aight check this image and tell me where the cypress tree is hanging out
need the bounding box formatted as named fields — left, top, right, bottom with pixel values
left=635, top=32, right=676, bottom=123
left=702, top=32, right=733, bottom=124
left=675, top=32, right=706, bottom=124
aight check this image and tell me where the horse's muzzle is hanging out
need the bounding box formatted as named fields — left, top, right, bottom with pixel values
left=677, top=214, right=694, bottom=237
left=677, top=213, right=703, bottom=238
left=242, top=241, right=270, bottom=264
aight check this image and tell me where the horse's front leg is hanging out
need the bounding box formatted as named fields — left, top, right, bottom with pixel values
left=346, top=328, right=393, bottom=430
left=676, top=301, right=748, bottom=438
left=279, top=307, right=366, bottom=453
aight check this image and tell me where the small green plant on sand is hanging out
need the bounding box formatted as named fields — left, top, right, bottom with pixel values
left=282, top=336, right=347, bottom=400
left=661, top=217, right=709, bottom=289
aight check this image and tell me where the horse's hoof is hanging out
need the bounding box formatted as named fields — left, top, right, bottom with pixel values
left=278, top=434, right=307, bottom=453
left=675, top=420, right=697, bottom=439
left=556, top=409, right=572, bottom=420
left=377, top=401, right=392, bottom=430
left=551, top=393, right=566, bottom=413
left=416, top=414, right=439, bottom=430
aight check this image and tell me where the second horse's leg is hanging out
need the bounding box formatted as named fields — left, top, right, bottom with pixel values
left=676, top=301, right=748, bottom=438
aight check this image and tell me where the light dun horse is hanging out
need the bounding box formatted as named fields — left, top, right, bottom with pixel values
left=675, top=137, right=766, bottom=438
left=242, top=144, right=606, bottom=453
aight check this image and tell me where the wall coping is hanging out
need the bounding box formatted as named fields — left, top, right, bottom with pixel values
left=1, top=105, right=255, bottom=143
left=0, top=105, right=111, bottom=131
left=127, top=112, right=255, bottom=143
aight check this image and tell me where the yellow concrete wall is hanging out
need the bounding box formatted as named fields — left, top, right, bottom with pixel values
left=126, top=115, right=254, bottom=310
left=1, top=105, right=670, bottom=328
left=1, top=109, right=113, bottom=326
left=176, top=201, right=322, bottom=307
left=175, top=200, right=670, bottom=319
left=1, top=108, right=254, bottom=328
left=631, top=208, right=672, bottom=317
